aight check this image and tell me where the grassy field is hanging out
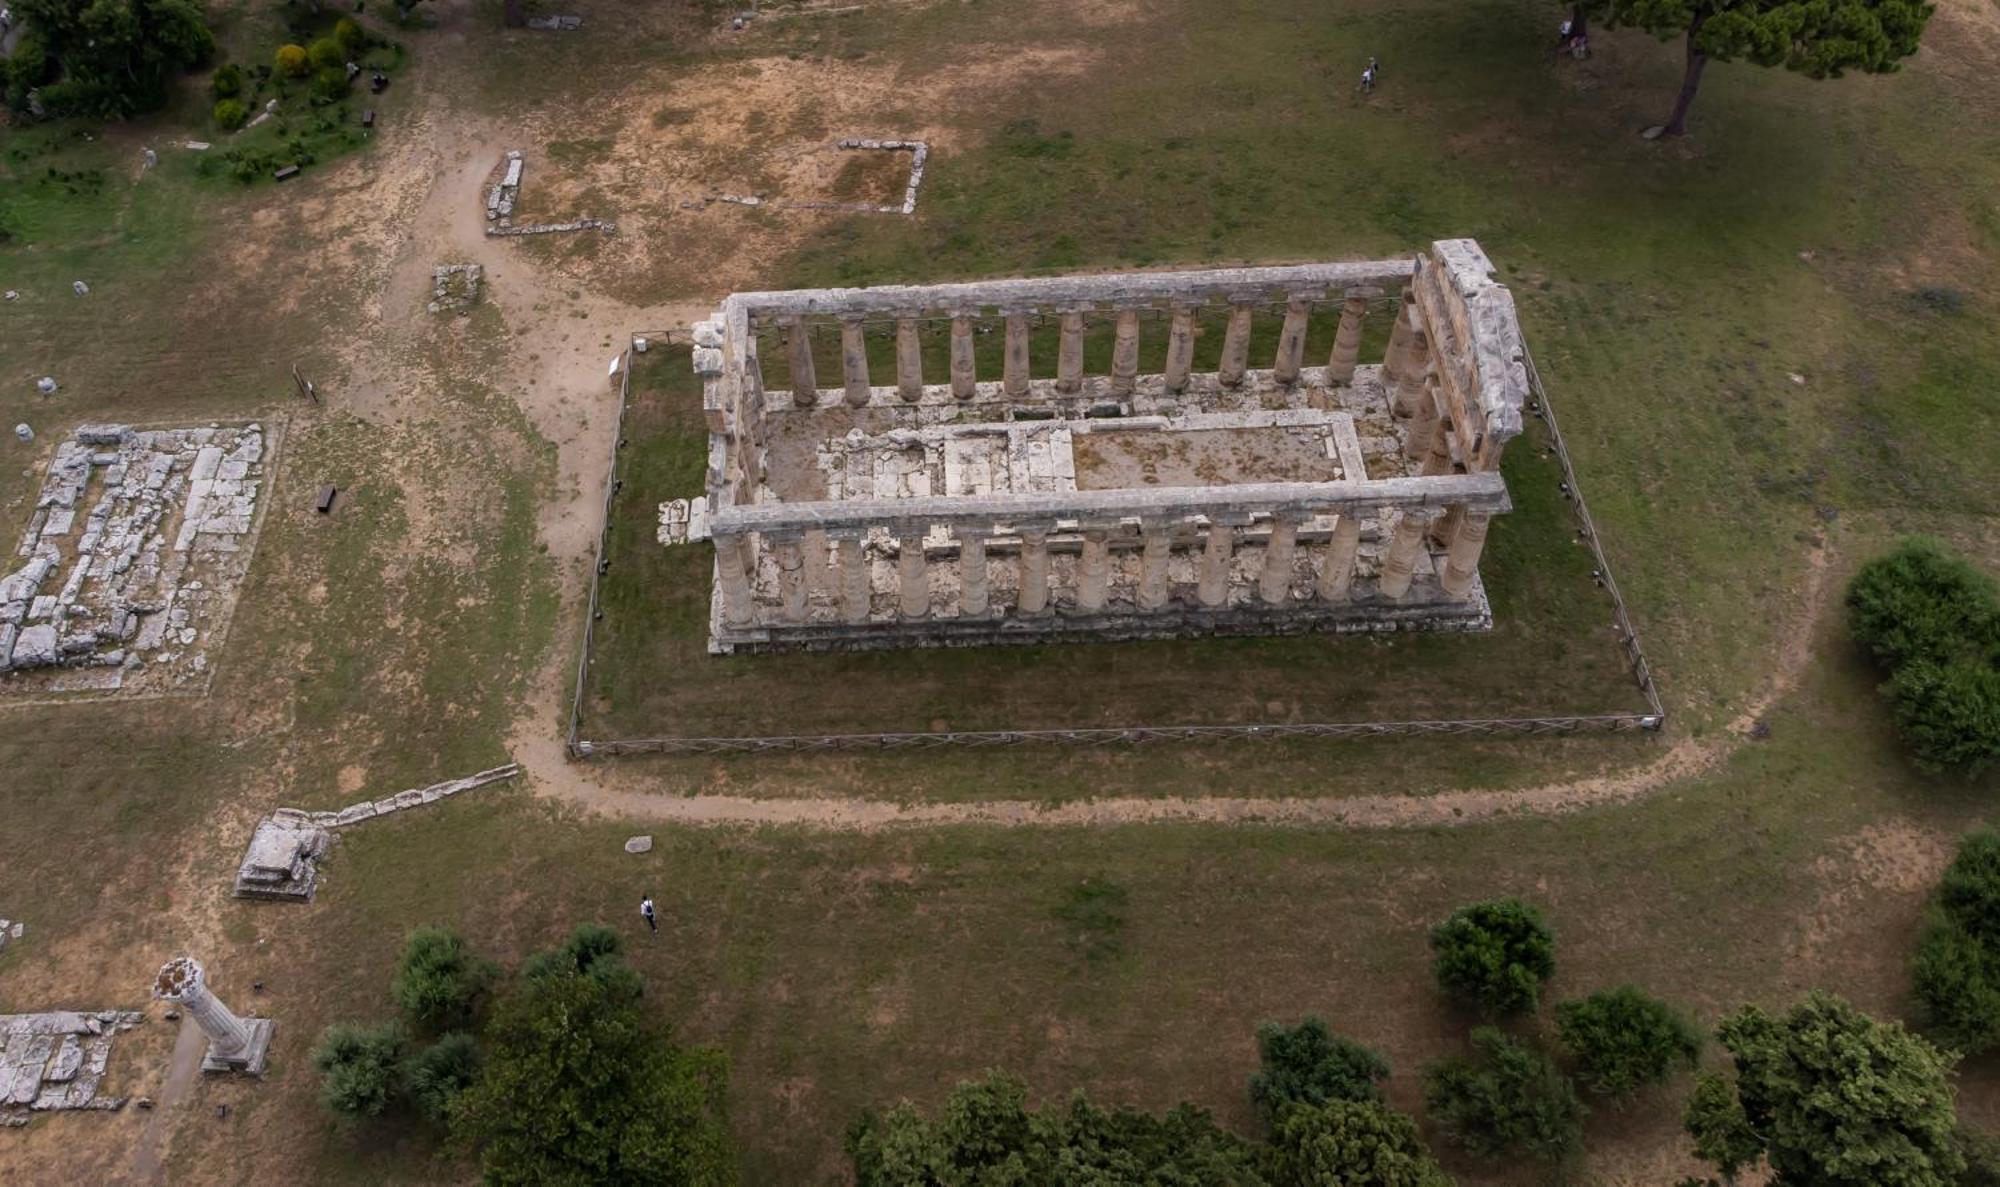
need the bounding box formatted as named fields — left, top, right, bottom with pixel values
left=2, top=0, right=1999, bottom=1182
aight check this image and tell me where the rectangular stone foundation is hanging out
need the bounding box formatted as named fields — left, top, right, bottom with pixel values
left=200, top=1018, right=273, bottom=1075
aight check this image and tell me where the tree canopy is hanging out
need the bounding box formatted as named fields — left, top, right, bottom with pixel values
left=5, top=0, right=214, bottom=119
left=1583, top=1, right=1934, bottom=135
left=1554, top=986, right=1701, bottom=1099
left=1428, top=898, right=1557, bottom=1016
left=1266, top=1099, right=1453, bottom=1187
left=1249, top=1017, right=1390, bottom=1124
left=1422, top=1028, right=1584, bottom=1164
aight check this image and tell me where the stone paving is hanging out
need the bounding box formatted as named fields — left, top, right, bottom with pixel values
left=0, top=422, right=271, bottom=696
left=0, top=1011, right=143, bottom=1125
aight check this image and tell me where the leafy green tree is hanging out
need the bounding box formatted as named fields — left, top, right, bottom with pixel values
left=1250, top=1017, right=1390, bottom=1123
left=449, top=948, right=733, bottom=1186
left=312, top=1022, right=405, bottom=1118
left=1554, top=986, right=1701, bottom=1099
left=1888, top=659, right=2000, bottom=775
left=1265, top=1098, right=1452, bottom=1187
left=307, top=37, right=345, bottom=72
left=1682, top=1071, right=1762, bottom=1181
left=212, top=98, right=248, bottom=130
left=1915, top=832, right=2000, bottom=1053
left=1429, top=898, right=1557, bottom=1016
left=1688, top=992, right=1964, bottom=1185
left=406, top=1032, right=481, bottom=1127
left=847, top=1071, right=1267, bottom=1185
left=333, top=17, right=366, bottom=57
left=1580, top=1, right=1935, bottom=136
left=392, top=926, right=499, bottom=1033
left=6, top=0, right=214, bottom=118
left=275, top=43, right=310, bottom=78
left=1849, top=538, right=2000, bottom=671
left=1422, top=1028, right=1584, bottom=1164
left=210, top=63, right=243, bottom=99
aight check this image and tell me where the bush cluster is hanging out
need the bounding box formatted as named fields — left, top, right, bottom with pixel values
left=211, top=98, right=248, bottom=131
left=1553, top=986, right=1700, bottom=1099
left=274, top=44, right=310, bottom=78
left=1915, top=831, right=2000, bottom=1053
left=1847, top=538, right=2000, bottom=773
left=1422, top=1027, right=1585, bottom=1163
left=1428, top=898, right=1556, bottom=1016
left=1248, top=1016, right=1389, bottom=1122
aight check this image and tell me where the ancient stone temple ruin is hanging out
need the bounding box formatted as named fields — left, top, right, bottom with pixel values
left=692, top=239, right=1528, bottom=654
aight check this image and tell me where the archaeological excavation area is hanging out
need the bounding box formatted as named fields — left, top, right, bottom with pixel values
left=692, top=239, right=1529, bottom=655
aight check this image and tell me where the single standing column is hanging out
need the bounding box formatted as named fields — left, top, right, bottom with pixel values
left=958, top=527, right=990, bottom=617
left=1056, top=310, right=1086, bottom=394
left=774, top=535, right=808, bottom=623
left=949, top=314, right=978, bottom=400
left=897, top=528, right=930, bottom=619
left=1197, top=517, right=1236, bottom=607
left=835, top=533, right=871, bottom=624
left=1076, top=523, right=1113, bottom=611
left=1381, top=287, right=1418, bottom=384
left=840, top=317, right=871, bottom=407
left=1003, top=313, right=1031, bottom=398
left=1016, top=525, right=1050, bottom=614
left=1392, top=328, right=1431, bottom=418
left=1259, top=514, right=1299, bottom=605
left=1326, top=295, right=1367, bottom=384
left=1420, top=413, right=1455, bottom=476
left=1439, top=511, right=1491, bottom=599
left=1138, top=519, right=1174, bottom=611
left=153, top=955, right=273, bottom=1074
left=1218, top=300, right=1254, bottom=388
left=1404, top=372, right=1442, bottom=464
left=1378, top=509, right=1432, bottom=601
left=1272, top=295, right=1312, bottom=386
left=1163, top=304, right=1196, bottom=393
left=786, top=316, right=818, bottom=403
left=1316, top=512, right=1363, bottom=601
left=895, top=317, right=924, bottom=402
left=1109, top=309, right=1141, bottom=397
left=716, top=532, right=757, bottom=627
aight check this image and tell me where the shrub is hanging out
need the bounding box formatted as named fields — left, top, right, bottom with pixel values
left=333, top=18, right=366, bottom=57
left=1554, top=986, right=1701, bottom=1099
left=1914, top=832, right=2000, bottom=1052
left=210, top=63, right=243, bottom=99
left=1248, top=1017, right=1388, bottom=1123
left=212, top=98, right=248, bottom=130
left=406, top=1032, right=481, bottom=1126
left=1888, top=659, right=2000, bottom=775
left=1422, top=1027, right=1584, bottom=1163
left=1428, top=898, right=1556, bottom=1016
left=1265, top=1098, right=1451, bottom=1187
left=275, top=44, right=310, bottom=78
left=1683, top=1071, right=1763, bottom=1181
left=308, top=37, right=346, bottom=72
left=312, top=1022, right=405, bottom=1117
left=1847, top=538, right=2000, bottom=671
left=310, top=66, right=348, bottom=104
left=392, top=926, right=498, bottom=1033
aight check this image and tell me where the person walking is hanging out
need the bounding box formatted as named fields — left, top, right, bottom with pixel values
left=640, top=895, right=657, bottom=934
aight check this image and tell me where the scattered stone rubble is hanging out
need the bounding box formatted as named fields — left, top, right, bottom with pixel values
left=0, top=423, right=270, bottom=695
left=485, top=150, right=523, bottom=222
left=0, top=917, right=21, bottom=952
left=430, top=263, right=482, bottom=314
left=482, top=150, right=616, bottom=237
left=524, top=13, right=583, bottom=29
left=657, top=496, right=709, bottom=545
left=232, top=764, right=522, bottom=902
left=487, top=217, right=615, bottom=238
left=0, top=1011, right=143, bottom=1125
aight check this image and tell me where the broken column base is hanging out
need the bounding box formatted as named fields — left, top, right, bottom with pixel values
left=200, top=1018, right=274, bottom=1076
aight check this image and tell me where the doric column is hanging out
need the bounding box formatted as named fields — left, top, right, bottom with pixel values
left=786, top=316, right=818, bottom=402
left=774, top=534, right=808, bottom=623
left=1197, top=517, right=1236, bottom=607
left=1316, top=512, right=1363, bottom=601
left=958, top=527, right=990, bottom=617
left=1326, top=295, right=1367, bottom=384
left=1439, top=510, right=1490, bottom=599
left=1391, top=327, right=1431, bottom=418
left=1076, top=522, right=1114, bottom=611
left=1138, top=519, right=1174, bottom=611
left=154, top=955, right=272, bottom=1074
left=1420, top=412, right=1455, bottom=476
left=1218, top=300, right=1254, bottom=387
left=1163, top=304, right=1196, bottom=393
left=716, top=532, right=757, bottom=627
left=897, top=528, right=929, bottom=619
left=840, top=317, right=871, bottom=407
left=949, top=313, right=978, bottom=400
left=1003, top=313, right=1031, bottom=398
left=1016, top=525, right=1050, bottom=613
left=1404, top=371, right=1442, bottom=464
left=1378, top=509, right=1432, bottom=600
left=1109, top=309, right=1141, bottom=397
left=895, top=316, right=924, bottom=401
left=1056, top=310, right=1086, bottom=394
left=1381, top=287, right=1418, bottom=384
left=835, top=533, right=870, bottom=624
left=1272, top=295, right=1312, bottom=386
left=1259, top=513, right=1299, bottom=605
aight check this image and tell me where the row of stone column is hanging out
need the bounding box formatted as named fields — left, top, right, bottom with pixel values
left=777, top=293, right=1373, bottom=405
left=715, top=505, right=1490, bottom=629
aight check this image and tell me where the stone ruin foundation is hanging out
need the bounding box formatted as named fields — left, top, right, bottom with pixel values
left=692, top=239, right=1528, bottom=654
left=1, top=1010, right=143, bottom=1124
left=0, top=422, right=271, bottom=694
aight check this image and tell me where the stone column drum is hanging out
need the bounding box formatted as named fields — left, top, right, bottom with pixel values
left=154, top=956, right=273, bottom=1075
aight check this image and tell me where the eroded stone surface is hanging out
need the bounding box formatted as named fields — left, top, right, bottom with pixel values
left=0, top=1011, right=142, bottom=1124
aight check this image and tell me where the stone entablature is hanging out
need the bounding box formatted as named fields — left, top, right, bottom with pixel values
left=693, top=240, right=1529, bottom=653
